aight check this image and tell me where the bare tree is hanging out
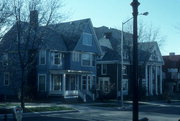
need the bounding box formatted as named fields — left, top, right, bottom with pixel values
left=123, top=22, right=165, bottom=98
left=9, top=0, right=67, bottom=109
left=0, top=0, right=14, bottom=39
left=124, top=21, right=165, bottom=47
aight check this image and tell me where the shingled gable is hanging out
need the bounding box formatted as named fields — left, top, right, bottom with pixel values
left=48, top=18, right=94, bottom=51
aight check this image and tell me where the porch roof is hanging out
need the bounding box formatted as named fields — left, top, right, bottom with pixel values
left=49, top=70, right=93, bottom=74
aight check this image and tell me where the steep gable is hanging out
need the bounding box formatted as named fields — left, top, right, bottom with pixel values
left=139, top=42, right=164, bottom=64
left=49, top=19, right=90, bottom=51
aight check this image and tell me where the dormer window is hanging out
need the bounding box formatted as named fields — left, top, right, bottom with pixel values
left=82, top=33, right=92, bottom=46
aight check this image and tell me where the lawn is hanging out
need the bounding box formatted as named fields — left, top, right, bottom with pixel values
left=24, top=106, right=73, bottom=113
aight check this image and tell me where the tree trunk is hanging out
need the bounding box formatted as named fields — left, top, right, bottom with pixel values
left=20, top=67, right=25, bottom=110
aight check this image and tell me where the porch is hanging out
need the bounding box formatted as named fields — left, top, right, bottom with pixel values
left=48, top=70, right=96, bottom=100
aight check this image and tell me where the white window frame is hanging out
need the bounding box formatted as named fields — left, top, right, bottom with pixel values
left=81, top=53, right=95, bottom=67
left=4, top=72, right=10, bottom=86
left=122, top=79, right=128, bottom=95
left=38, top=74, right=46, bottom=92
left=39, top=50, right=46, bottom=65
left=98, top=77, right=110, bottom=93
left=72, top=51, right=79, bottom=62
left=81, top=75, right=87, bottom=90
left=101, top=64, right=107, bottom=75
left=82, top=32, right=93, bottom=46
left=81, top=53, right=91, bottom=67
left=51, top=51, right=62, bottom=65
left=123, top=65, right=127, bottom=75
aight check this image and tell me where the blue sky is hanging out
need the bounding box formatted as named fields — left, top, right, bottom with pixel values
left=62, top=0, right=180, bottom=55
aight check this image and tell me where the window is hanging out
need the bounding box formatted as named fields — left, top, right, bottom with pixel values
left=38, top=74, right=46, bottom=92
left=82, top=76, right=87, bottom=90
left=101, top=64, right=107, bottom=75
left=72, top=52, right=79, bottom=62
left=82, top=53, right=91, bottom=66
left=92, top=55, right=95, bottom=66
left=123, top=65, right=127, bottom=75
left=82, top=33, right=92, bottom=46
left=39, top=50, right=46, bottom=65
left=4, top=72, right=10, bottom=86
left=53, top=75, right=62, bottom=91
left=51, top=52, right=62, bottom=65
left=81, top=53, right=95, bottom=66
left=2, top=53, right=8, bottom=66
left=122, top=79, right=128, bottom=94
left=98, top=77, right=110, bottom=93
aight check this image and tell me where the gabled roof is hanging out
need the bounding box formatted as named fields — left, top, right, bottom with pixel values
left=38, top=26, right=67, bottom=51
left=49, top=18, right=91, bottom=51
left=0, top=22, right=67, bottom=52
left=95, top=26, right=163, bottom=64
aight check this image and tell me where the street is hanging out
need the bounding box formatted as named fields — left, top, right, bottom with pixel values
left=21, top=103, right=180, bottom=121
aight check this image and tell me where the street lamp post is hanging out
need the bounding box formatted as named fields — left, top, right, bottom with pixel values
left=120, top=12, right=148, bottom=108
left=131, top=0, right=140, bottom=121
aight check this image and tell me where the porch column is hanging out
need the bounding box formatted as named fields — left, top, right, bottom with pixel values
left=149, top=65, right=153, bottom=95
left=63, top=74, right=66, bottom=96
left=77, top=75, right=79, bottom=90
left=49, top=74, right=52, bottom=91
left=160, top=66, right=163, bottom=94
left=145, top=65, right=148, bottom=96
left=155, top=66, right=158, bottom=95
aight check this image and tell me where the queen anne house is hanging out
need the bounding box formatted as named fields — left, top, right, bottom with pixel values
left=0, top=11, right=101, bottom=101
left=95, top=26, right=164, bottom=99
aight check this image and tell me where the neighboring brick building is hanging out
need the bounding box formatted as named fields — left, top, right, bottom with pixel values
left=163, top=53, right=180, bottom=94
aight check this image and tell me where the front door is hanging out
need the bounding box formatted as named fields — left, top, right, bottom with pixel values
left=66, top=75, right=78, bottom=90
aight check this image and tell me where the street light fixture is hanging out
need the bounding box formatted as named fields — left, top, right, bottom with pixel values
left=120, top=11, right=148, bottom=107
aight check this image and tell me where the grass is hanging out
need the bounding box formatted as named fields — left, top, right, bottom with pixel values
left=0, top=103, right=19, bottom=108
left=24, top=106, right=73, bottom=113
left=0, top=106, right=74, bottom=114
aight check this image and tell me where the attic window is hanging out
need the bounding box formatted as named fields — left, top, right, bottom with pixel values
left=82, top=33, right=92, bottom=46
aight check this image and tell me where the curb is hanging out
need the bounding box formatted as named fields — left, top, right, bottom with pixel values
left=0, top=109, right=79, bottom=119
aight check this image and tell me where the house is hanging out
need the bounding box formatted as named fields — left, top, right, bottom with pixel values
left=163, top=53, right=180, bottom=94
left=95, top=26, right=164, bottom=99
left=0, top=11, right=101, bottom=101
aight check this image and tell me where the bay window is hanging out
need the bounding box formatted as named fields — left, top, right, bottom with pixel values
left=81, top=53, right=95, bottom=66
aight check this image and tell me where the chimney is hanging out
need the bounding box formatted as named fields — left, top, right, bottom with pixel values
left=169, top=52, right=175, bottom=56
left=30, top=10, right=38, bottom=30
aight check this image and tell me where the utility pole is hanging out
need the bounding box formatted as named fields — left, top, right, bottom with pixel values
left=131, top=0, right=140, bottom=121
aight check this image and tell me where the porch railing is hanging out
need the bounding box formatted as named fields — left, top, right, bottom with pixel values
left=64, top=90, right=78, bottom=98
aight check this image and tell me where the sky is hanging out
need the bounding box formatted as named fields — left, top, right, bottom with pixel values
left=62, top=0, right=180, bottom=55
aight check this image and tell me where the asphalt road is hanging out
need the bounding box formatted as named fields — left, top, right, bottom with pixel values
left=3, top=103, right=180, bottom=121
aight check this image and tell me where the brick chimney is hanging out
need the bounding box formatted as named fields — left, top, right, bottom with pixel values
left=30, top=10, right=38, bottom=30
